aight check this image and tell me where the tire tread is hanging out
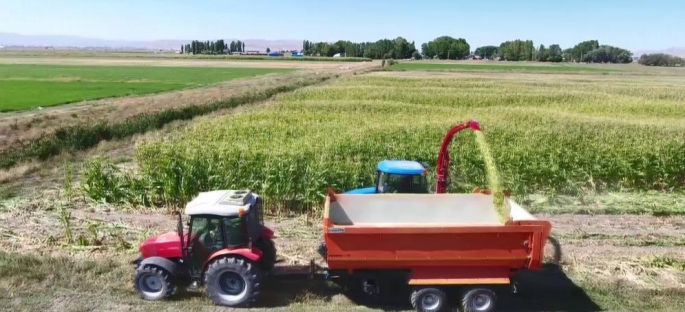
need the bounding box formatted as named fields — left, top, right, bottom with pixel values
left=134, top=265, right=175, bottom=300
left=204, top=257, right=261, bottom=307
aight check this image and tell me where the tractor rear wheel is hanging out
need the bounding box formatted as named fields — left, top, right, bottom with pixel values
left=254, top=237, right=277, bottom=273
left=134, top=266, right=175, bottom=301
left=204, top=257, right=261, bottom=307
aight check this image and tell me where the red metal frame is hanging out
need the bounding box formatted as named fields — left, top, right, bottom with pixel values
left=435, top=119, right=481, bottom=193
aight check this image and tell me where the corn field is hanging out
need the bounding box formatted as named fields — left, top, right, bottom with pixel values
left=82, top=71, right=685, bottom=212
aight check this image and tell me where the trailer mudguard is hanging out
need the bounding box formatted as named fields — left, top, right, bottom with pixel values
left=137, top=256, right=181, bottom=275
left=407, top=267, right=511, bottom=285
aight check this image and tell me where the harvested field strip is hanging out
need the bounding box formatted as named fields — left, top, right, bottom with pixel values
left=80, top=73, right=685, bottom=211
left=0, top=72, right=337, bottom=170
left=390, top=62, right=619, bottom=72
left=554, top=232, right=685, bottom=247
left=526, top=193, right=685, bottom=216
left=0, top=64, right=295, bottom=112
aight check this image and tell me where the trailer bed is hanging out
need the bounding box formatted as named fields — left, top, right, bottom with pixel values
left=328, top=193, right=502, bottom=226
left=322, top=189, right=552, bottom=273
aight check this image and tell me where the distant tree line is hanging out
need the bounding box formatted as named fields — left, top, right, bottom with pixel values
left=638, top=53, right=684, bottom=67
left=182, top=40, right=246, bottom=55
left=421, top=36, right=470, bottom=60
left=302, top=37, right=418, bottom=59
left=179, top=36, right=671, bottom=67
left=471, top=39, right=632, bottom=64
left=301, top=36, right=636, bottom=64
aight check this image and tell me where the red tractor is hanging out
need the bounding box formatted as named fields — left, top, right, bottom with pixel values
left=131, top=190, right=276, bottom=307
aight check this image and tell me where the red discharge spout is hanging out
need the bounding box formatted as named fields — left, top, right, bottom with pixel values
left=435, top=119, right=481, bottom=194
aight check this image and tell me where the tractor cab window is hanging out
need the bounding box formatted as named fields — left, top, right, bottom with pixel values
left=223, top=216, right=248, bottom=248
left=187, top=215, right=224, bottom=276
left=189, top=216, right=224, bottom=250
left=378, top=173, right=429, bottom=194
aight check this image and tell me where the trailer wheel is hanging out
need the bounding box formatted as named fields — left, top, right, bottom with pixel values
left=204, top=257, right=261, bottom=307
left=410, top=287, right=446, bottom=312
left=134, top=266, right=175, bottom=301
left=461, top=287, right=497, bottom=312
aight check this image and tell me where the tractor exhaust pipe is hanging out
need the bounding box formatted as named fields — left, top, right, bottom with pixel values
left=176, top=211, right=187, bottom=265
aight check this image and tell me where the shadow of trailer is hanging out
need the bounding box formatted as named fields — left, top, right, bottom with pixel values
left=253, top=235, right=600, bottom=312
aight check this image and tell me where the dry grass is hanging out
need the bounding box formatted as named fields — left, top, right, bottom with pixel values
left=0, top=161, right=40, bottom=184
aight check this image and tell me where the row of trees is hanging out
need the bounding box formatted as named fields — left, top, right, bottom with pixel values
left=302, top=37, right=419, bottom=59
left=301, top=36, right=635, bottom=64
left=638, top=53, right=685, bottom=67
left=181, top=40, right=246, bottom=55
left=471, top=39, right=632, bottom=63
left=178, top=36, right=681, bottom=67
left=421, top=36, right=470, bottom=60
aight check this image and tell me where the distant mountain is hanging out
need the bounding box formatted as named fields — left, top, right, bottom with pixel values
left=633, top=47, right=685, bottom=58
left=0, top=32, right=302, bottom=52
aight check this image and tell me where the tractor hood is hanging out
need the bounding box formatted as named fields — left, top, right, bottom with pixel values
left=139, top=231, right=186, bottom=259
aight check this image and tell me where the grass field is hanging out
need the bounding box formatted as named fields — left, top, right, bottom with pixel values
left=81, top=69, right=685, bottom=210
left=0, top=64, right=294, bottom=112
left=390, top=61, right=621, bottom=72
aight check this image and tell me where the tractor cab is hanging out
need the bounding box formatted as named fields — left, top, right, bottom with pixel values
left=133, top=190, right=276, bottom=307
left=182, top=190, right=274, bottom=277
left=345, top=160, right=429, bottom=194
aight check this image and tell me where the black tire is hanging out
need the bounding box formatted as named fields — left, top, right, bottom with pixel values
left=461, top=287, right=497, bottom=312
left=410, top=287, right=447, bottom=312
left=255, top=237, right=277, bottom=273
left=204, top=257, right=261, bottom=307
left=134, top=266, right=175, bottom=301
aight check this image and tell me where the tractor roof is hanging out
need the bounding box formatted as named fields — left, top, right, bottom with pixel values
left=376, top=160, right=426, bottom=175
left=184, top=190, right=256, bottom=217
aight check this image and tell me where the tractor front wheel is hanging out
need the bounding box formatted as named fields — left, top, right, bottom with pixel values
left=134, top=266, right=175, bottom=301
left=204, top=257, right=261, bottom=307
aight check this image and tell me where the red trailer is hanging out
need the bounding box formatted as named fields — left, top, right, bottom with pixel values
left=320, top=188, right=551, bottom=312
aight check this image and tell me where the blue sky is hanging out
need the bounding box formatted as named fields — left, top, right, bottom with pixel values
left=0, top=0, right=683, bottom=50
